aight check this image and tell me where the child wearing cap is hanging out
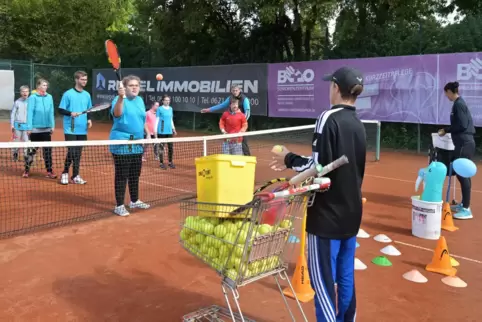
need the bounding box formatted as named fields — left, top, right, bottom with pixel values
left=271, top=66, right=367, bottom=322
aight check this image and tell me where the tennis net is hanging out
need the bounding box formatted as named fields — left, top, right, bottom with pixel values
left=0, top=121, right=380, bottom=238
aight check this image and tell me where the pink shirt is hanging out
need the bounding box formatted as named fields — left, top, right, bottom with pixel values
left=146, top=110, right=156, bottom=134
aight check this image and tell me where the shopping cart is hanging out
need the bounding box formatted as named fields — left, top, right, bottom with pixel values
left=429, top=133, right=457, bottom=204
left=180, top=155, right=349, bottom=322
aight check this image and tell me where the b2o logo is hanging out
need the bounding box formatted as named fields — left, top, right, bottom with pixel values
left=457, top=58, right=482, bottom=81
left=277, top=66, right=315, bottom=84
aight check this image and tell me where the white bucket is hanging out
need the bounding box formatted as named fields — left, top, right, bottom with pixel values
left=411, top=196, right=442, bottom=240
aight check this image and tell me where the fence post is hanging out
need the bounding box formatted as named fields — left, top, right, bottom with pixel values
left=376, top=122, right=381, bottom=161
left=203, top=138, right=207, bottom=156
left=193, top=112, right=196, bottom=131
left=29, top=60, right=34, bottom=90
left=417, top=123, right=421, bottom=154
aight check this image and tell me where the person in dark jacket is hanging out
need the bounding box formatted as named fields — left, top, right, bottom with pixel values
left=270, top=66, right=366, bottom=322
left=438, top=81, right=476, bottom=220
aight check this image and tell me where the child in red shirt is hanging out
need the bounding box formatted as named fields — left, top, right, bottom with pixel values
left=219, top=99, right=247, bottom=155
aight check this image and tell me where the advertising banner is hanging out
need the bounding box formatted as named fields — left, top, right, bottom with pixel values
left=268, top=52, right=482, bottom=125
left=92, top=64, right=268, bottom=116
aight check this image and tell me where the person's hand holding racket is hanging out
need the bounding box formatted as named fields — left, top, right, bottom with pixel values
left=269, top=145, right=290, bottom=171
left=118, top=81, right=126, bottom=98
left=438, top=128, right=446, bottom=136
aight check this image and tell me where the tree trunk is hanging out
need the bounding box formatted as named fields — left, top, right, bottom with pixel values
left=291, top=0, right=303, bottom=61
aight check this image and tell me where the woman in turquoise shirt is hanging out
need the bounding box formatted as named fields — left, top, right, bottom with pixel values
left=24, top=78, right=56, bottom=179
left=155, top=94, right=177, bottom=169
left=110, top=75, right=151, bottom=217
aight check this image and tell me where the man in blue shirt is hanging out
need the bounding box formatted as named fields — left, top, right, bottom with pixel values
left=58, top=71, right=92, bottom=185
left=200, top=84, right=251, bottom=155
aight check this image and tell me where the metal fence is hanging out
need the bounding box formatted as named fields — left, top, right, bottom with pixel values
left=0, top=59, right=87, bottom=107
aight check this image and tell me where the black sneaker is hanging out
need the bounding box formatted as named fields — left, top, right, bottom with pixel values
left=160, top=163, right=167, bottom=170
left=168, top=163, right=176, bottom=169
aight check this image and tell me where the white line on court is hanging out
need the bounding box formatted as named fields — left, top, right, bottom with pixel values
left=365, top=174, right=482, bottom=194
left=394, top=240, right=482, bottom=264
left=84, top=168, right=195, bottom=194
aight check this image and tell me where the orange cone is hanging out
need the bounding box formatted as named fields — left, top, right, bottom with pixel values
left=441, top=202, right=458, bottom=232
left=283, top=205, right=315, bottom=303
left=426, top=236, right=457, bottom=276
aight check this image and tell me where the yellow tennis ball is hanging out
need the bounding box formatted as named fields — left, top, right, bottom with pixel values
left=272, top=145, right=283, bottom=153
left=156, top=73, right=163, bottom=81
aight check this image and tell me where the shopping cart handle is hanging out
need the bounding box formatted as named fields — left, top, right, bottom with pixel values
left=255, top=180, right=331, bottom=201
left=289, top=155, right=348, bottom=186
left=256, top=192, right=275, bottom=202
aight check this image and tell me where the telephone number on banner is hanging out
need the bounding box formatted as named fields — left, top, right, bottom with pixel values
left=146, top=94, right=260, bottom=107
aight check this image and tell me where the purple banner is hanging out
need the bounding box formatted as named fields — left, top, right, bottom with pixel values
left=268, top=52, right=482, bottom=125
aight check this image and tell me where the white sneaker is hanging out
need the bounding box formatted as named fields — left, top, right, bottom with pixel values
left=60, top=173, right=69, bottom=185
left=71, top=175, right=87, bottom=184
left=114, top=205, right=130, bottom=217
left=129, top=200, right=150, bottom=209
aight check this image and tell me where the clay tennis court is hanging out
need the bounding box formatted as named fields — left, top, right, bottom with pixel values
left=0, top=121, right=481, bottom=321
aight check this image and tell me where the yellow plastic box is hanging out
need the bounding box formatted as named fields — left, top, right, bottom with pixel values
left=195, top=154, right=257, bottom=217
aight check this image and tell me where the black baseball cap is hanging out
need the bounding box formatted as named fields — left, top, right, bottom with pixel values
left=322, top=66, right=364, bottom=94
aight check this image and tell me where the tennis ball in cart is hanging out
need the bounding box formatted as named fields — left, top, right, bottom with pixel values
left=233, top=245, right=244, bottom=258
left=218, top=244, right=230, bottom=258
left=224, top=223, right=238, bottom=234
left=235, top=220, right=244, bottom=229
left=208, top=236, right=223, bottom=248
left=185, top=216, right=198, bottom=228
left=201, top=222, right=215, bottom=235
left=200, top=243, right=210, bottom=254
left=213, top=224, right=227, bottom=238
left=179, top=228, right=192, bottom=241
left=258, top=224, right=273, bottom=235
left=207, top=247, right=219, bottom=259
left=226, top=268, right=238, bottom=280
left=280, top=219, right=292, bottom=229
left=194, top=234, right=205, bottom=245
left=237, top=230, right=248, bottom=244
left=156, top=73, right=163, bottom=81
left=224, top=232, right=237, bottom=244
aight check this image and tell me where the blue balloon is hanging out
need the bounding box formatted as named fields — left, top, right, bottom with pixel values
left=453, top=158, right=477, bottom=178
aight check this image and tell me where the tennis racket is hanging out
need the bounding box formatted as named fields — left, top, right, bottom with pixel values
left=70, top=103, right=111, bottom=132
left=105, top=39, right=125, bottom=99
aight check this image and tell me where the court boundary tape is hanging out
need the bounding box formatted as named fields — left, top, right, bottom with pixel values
left=84, top=168, right=195, bottom=194
left=393, top=240, right=482, bottom=265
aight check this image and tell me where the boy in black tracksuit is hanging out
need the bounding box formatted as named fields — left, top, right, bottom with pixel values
left=440, top=81, right=476, bottom=220
left=282, top=67, right=366, bottom=322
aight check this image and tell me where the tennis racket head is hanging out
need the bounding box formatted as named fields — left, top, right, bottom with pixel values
left=105, top=40, right=121, bottom=75
left=87, top=102, right=111, bottom=113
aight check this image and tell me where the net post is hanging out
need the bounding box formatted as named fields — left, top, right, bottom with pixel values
left=203, top=138, right=207, bottom=156
left=376, top=121, right=381, bottom=161
left=417, top=123, right=421, bottom=154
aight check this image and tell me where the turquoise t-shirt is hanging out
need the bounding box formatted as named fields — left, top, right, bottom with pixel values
left=156, top=106, right=174, bottom=135
left=109, top=95, right=146, bottom=155
left=59, top=88, right=92, bottom=135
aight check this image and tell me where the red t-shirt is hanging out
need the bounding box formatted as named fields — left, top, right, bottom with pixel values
left=219, top=110, right=248, bottom=143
